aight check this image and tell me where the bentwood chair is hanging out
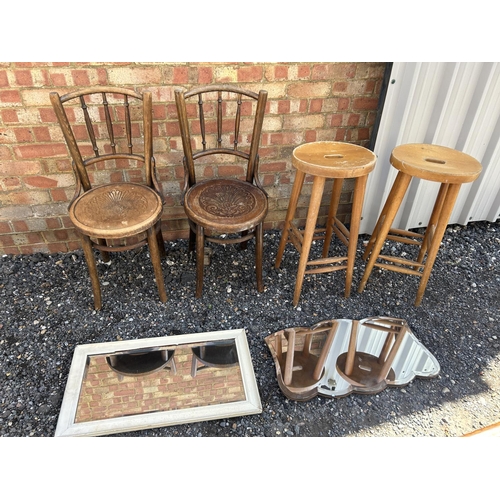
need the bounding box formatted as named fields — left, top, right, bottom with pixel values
left=174, top=85, right=268, bottom=297
left=50, top=87, right=167, bottom=310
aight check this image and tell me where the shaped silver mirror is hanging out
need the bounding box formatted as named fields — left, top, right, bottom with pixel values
left=265, top=316, right=440, bottom=400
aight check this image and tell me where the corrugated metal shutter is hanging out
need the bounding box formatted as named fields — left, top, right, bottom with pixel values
left=360, top=62, right=500, bottom=235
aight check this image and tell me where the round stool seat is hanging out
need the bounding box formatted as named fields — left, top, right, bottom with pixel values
left=276, top=141, right=376, bottom=305
left=358, top=143, right=483, bottom=306
left=293, top=141, right=376, bottom=178
left=390, top=143, right=482, bottom=183
left=70, top=182, right=163, bottom=239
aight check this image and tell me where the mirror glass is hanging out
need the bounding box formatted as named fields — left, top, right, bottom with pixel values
left=56, top=329, right=261, bottom=436
left=265, top=317, right=440, bottom=400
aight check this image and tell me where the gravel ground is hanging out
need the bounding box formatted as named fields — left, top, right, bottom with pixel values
left=1, top=220, right=499, bottom=438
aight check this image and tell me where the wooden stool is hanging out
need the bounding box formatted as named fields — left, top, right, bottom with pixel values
left=358, top=143, right=482, bottom=306
left=275, top=141, right=376, bottom=306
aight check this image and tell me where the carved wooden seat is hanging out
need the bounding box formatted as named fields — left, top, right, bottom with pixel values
left=50, top=87, right=167, bottom=309
left=175, top=85, right=268, bottom=297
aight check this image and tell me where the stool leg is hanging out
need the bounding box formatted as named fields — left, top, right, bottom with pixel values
left=358, top=171, right=412, bottom=293
left=275, top=170, right=306, bottom=269
left=415, top=182, right=461, bottom=306
left=416, top=183, right=448, bottom=265
left=345, top=174, right=368, bottom=297
left=322, top=178, right=344, bottom=259
left=293, top=175, right=326, bottom=306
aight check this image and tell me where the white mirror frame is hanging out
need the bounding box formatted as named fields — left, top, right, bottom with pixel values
left=55, top=328, right=261, bottom=437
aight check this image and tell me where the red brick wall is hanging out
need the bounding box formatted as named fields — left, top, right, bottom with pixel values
left=75, top=347, right=245, bottom=423
left=0, top=62, right=386, bottom=254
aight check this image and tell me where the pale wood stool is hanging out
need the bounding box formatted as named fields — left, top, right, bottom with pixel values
left=275, top=141, right=376, bottom=306
left=358, top=143, right=482, bottom=306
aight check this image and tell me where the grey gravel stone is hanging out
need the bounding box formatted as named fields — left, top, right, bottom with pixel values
left=1, top=220, right=499, bottom=437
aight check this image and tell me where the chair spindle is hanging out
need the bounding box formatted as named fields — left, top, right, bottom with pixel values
left=80, top=95, right=99, bottom=157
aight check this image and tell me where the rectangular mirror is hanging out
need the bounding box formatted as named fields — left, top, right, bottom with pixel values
left=55, top=328, right=261, bottom=437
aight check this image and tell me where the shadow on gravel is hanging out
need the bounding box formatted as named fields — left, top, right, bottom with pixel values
left=1, top=220, right=499, bottom=437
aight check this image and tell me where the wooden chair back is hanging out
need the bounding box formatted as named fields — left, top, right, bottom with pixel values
left=174, top=85, right=267, bottom=190
left=49, top=87, right=157, bottom=195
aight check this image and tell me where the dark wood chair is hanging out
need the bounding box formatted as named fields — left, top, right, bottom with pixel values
left=50, top=87, right=167, bottom=310
left=174, top=85, right=268, bottom=297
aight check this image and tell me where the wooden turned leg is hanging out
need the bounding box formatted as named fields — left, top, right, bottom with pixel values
left=275, top=170, right=306, bottom=268
left=147, top=227, right=167, bottom=303
left=344, top=174, right=368, bottom=297
left=358, top=171, right=412, bottom=293
left=195, top=224, right=205, bottom=298
left=362, top=171, right=411, bottom=262
left=376, top=326, right=406, bottom=383
left=97, top=239, right=110, bottom=263
left=80, top=234, right=102, bottom=310
left=293, top=175, right=326, bottom=306
left=344, top=320, right=359, bottom=377
left=283, top=329, right=296, bottom=386
left=255, top=223, right=264, bottom=293
left=188, top=226, right=196, bottom=253
left=322, top=178, right=343, bottom=258
left=240, top=230, right=248, bottom=251
left=416, top=183, right=448, bottom=265
left=415, top=183, right=461, bottom=306
left=155, top=221, right=166, bottom=259
left=312, top=321, right=339, bottom=381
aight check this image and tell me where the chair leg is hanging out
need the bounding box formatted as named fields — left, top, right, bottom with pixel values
left=80, top=233, right=102, bottom=310
left=97, top=239, right=110, bottom=263
left=195, top=224, right=205, bottom=298
left=187, top=226, right=196, bottom=253
left=255, top=223, right=264, bottom=293
left=147, top=227, right=167, bottom=303
left=240, top=230, right=248, bottom=250
left=155, top=220, right=166, bottom=259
